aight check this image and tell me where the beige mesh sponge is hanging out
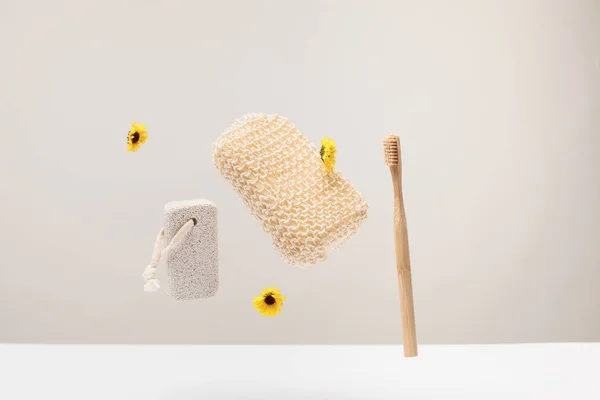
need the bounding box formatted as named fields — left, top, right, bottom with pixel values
left=213, top=113, right=368, bottom=265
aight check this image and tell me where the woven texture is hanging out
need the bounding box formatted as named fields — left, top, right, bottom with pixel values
left=164, top=199, right=219, bottom=301
left=213, top=114, right=367, bottom=265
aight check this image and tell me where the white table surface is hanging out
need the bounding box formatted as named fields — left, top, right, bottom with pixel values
left=1, top=344, right=598, bottom=399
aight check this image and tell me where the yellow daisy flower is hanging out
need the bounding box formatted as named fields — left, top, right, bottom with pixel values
left=320, top=137, right=336, bottom=172
left=253, top=287, right=286, bottom=317
left=127, top=121, right=148, bottom=152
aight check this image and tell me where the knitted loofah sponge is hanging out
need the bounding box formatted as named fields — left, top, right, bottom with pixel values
left=213, top=114, right=367, bottom=265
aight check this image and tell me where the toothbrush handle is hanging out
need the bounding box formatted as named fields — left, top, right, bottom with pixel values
left=390, top=165, right=418, bottom=357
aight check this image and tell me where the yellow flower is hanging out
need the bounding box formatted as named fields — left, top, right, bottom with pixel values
left=126, top=121, right=148, bottom=152
left=253, top=287, right=286, bottom=317
left=320, top=137, right=336, bottom=172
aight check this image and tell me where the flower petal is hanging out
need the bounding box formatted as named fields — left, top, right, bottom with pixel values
left=136, top=123, right=147, bottom=134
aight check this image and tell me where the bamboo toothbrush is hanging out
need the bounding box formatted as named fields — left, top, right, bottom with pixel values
left=384, top=134, right=418, bottom=357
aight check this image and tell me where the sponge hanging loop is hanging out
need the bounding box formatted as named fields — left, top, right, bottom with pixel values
left=142, top=219, right=195, bottom=292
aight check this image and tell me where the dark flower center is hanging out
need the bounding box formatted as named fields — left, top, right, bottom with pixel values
left=264, top=295, right=275, bottom=305
left=131, top=132, right=140, bottom=144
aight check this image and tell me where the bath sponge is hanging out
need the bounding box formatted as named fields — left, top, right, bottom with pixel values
left=143, top=199, right=219, bottom=301
left=213, top=114, right=367, bottom=265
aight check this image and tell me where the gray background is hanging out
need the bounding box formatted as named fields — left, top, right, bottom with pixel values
left=0, top=0, right=598, bottom=344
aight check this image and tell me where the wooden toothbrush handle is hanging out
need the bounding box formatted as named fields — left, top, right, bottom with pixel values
left=390, top=165, right=418, bottom=357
